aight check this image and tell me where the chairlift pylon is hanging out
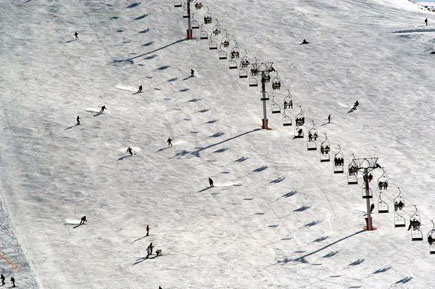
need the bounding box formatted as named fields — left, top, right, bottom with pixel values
left=377, top=191, right=389, bottom=213
left=333, top=145, right=344, bottom=174
left=307, top=121, right=318, bottom=151
left=320, top=134, right=330, bottom=162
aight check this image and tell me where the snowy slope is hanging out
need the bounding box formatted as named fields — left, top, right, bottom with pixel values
left=0, top=0, right=435, bottom=288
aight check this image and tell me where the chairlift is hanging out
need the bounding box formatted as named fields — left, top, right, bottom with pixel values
left=263, top=73, right=271, bottom=83
left=320, top=134, right=330, bottom=162
left=212, top=19, right=221, bottom=36
left=260, top=91, right=269, bottom=101
left=203, top=6, right=212, bottom=24
left=191, top=15, right=200, bottom=29
left=408, top=206, right=423, bottom=241
left=307, top=121, right=318, bottom=151
left=239, top=67, right=248, bottom=78
left=221, top=33, right=230, bottom=48
left=283, top=89, right=294, bottom=110
left=209, top=37, right=217, bottom=50
left=229, top=60, right=238, bottom=69
left=427, top=221, right=435, bottom=254
left=394, top=211, right=406, bottom=228
left=194, top=0, right=203, bottom=9
left=283, top=110, right=292, bottom=126
left=240, top=51, right=250, bottom=68
left=272, top=73, right=281, bottom=90
left=347, top=156, right=359, bottom=185
left=230, top=46, right=240, bottom=59
left=295, top=106, right=304, bottom=126
left=394, top=187, right=405, bottom=211
left=294, top=125, right=304, bottom=139
left=183, top=3, right=189, bottom=18
left=174, top=0, right=182, bottom=8
left=378, top=169, right=388, bottom=190
left=199, top=25, right=208, bottom=39
left=249, top=76, right=258, bottom=87
left=218, top=44, right=227, bottom=59
left=333, top=145, right=344, bottom=174
left=377, top=191, right=389, bottom=213
left=250, top=62, right=259, bottom=76
left=271, top=94, right=281, bottom=114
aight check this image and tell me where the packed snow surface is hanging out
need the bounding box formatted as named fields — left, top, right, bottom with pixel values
left=0, top=0, right=435, bottom=288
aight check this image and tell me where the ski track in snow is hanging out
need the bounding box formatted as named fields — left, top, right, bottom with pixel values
left=0, top=0, right=434, bottom=288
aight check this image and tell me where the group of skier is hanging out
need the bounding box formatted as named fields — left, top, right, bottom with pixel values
left=1, top=274, right=16, bottom=287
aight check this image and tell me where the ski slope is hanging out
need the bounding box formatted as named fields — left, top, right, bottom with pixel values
left=0, top=0, right=434, bottom=288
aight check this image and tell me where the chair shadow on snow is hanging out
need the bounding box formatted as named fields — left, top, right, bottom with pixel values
left=270, top=177, right=285, bottom=184
left=277, top=229, right=365, bottom=264
left=139, top=28, right=150, bottom=34
left=134, top=13, right=149, bottom=21
left=126, top=2, right=141, bottom=8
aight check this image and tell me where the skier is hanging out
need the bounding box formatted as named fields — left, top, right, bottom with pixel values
left=156, top=249, right=162, bottom=256
left=425, top=18, right=428, bottom=26
left=10, top=277, right=15, bottom=288
left=167, top=138, right=173, bottom=147
left=191, top=69, right=195, bottom=77
left=74, top=31, right=79, bottom=40
left=208, top=177, right=214, bottom=188
left=159, top=287, right=163, bottom=289
left=99, top=105, right=107, bottom=114
left=146, top=224, right=150, bottom=237
left=76, top=115, right=81, bottom=126
left=328, top=114, right=331, bottom=123
left=147, top=242, right=154, bottom=256
left=80, top=216, right=87, bottom=225
left=352, top=100, right=359, bottom=110
left=301, top=39, right=309, bottom=45
left=137, top=85, right=143, bottom=93
left=1, top=274, right=5, bottom=286
left=127, top=147, right=133, bottom=156
left=370, top=203, right=375, bottom=213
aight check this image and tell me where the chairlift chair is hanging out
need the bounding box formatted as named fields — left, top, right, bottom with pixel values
left=192, top=17, right=200, bottom=29
left=194, top=0, right=203, bottom=9
left=347, top=158, right=359, bottom=185
left=283, top=113, right=292, bottom=127
left=263, top=73, right=271, bottom=83
left=221, top=34, right=230, bottom=48
left=218, top=44, right=227, bottom=59
left=394, top=211, right=406, bottom=228
left=307, top=122, right=318, bottom=151
left=409, top=206, right=423, bottom=241
left=320, top=134, right=330, bottom=162
left=209, top=38, right=218, bottom=50
left=283, top=89, right=294, bottom=110
left=174, top=0, right=182, bottom=7
left=394, top=187, right=405, bottom=211
left=240, top=55, right=250, bottom=68
left=183, top=4, right=189, bottom=18
left=333, top=146, right=344, bottom=174
left=239, top=67, right=248, bottom=78
left=294, top=125, right=304, bottom=139
left=212, top=20, right=221, bottom=36
left=260, top=91, right=269, bottom=101
left=271, top=94, right=281, bottom=114
left=250, top=62, right=259, bottom=76
left=272, top=73, right=281, bottom=90
left=295, top=106, right=305, bottom=126
left=361, top=187, right=373, bottom=199
left=377, top=191, right=389, bottom=213
left=230, top=46, right=240, bottom=59
left=249, top=76, right=258, bottom=87
left=203, top=7, right=212, bottom=24
left=427, top=221, right=435, bottom=254
left=199, top=25, right=208, bottom=39
left=378, top=169, right=389, bottom=190
left=229, top=60, right=238, bottom=69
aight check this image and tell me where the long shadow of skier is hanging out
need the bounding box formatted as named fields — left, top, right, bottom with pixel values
left=65, top=39, right=77, bottom=44
left=133, top=255, right=157, bottom=265
left=118, top=155, right=132, bottom=161
left=65, top=124, right=79, bottom=130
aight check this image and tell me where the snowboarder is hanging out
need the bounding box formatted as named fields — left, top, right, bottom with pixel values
left=191, top=69, right=195, bottom=77
left=167, top=138, right=173, bottom=147
left=74, top=31, right=79, bottom=40
left=370, top=203, right=375, bottom=213
left=1, top=274, right=5, bottom=286
left=146, top=224, right=150, bottom=236
left=328, top=114, right=331, bottom=123
left=208, top=177, right=214, bottom=188
left=425, top=18, right=428, bottom=26
left=352, top=100, right=359, bottom=110
left=301, top=39, right=309, bottom=45
left=10, top=277, right=15, bottom=288
left=127, top=147, right=133, bottom=156
left=137, top=85, right=143, bottom=93
left=76, top=115, right=81, bottom=126
left=99, top=105, right=107, bottom=114
left=80, top=216, right=87, bottom=225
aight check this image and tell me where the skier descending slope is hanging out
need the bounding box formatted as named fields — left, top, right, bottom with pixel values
left=137, top=85, right=143, bottom=93
left=167, top=138, right=173, bottom=147
left=425, top=18, right=428, bottom=26
left=76, top=115, right=80, bottom=125
left=191, top=69, right=195, bottom=77
left=1, top=274, right=5, bottom=286
left=146, top=224, right=150, bottom=236
left=352, top=100, right=359, bottom=110
left=208, top=178, right=214, bottom=187
left=98, top=105, right=107, bottom=115
left=10, top=277, right=15, bottom=288
left=74, top=31, right=79, bottom=40
left=127, top=147, right=134, bottom=156
left=80, top=216, right=87, bottom=225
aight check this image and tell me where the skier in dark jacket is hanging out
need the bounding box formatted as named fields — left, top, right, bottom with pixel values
left=80, top=216, right=87, bottom=225
left=208, top=178, right=214, bottom=187
left=146, top=225, right=150, bottom=236
left=99, top=105, right=107, bottom=114
left=137, top=85, right=143, bottom=93
left=127, top=147, right=133, bottom=156
left=425, top=18, right=428, bottom=26
left=74, top=31, right=79, bottom=40
left=10, top=277, right=15, bottom=288
left=167, top=138, right=173, bottom=147
left=352, top=101, right=359, bottom=110
left=301, top=39, right=309, bottom=45
left=1, top=274, right=5, bottom=286
left=191, top=69, right=195, bottom=77
left=76, top=115, right=81, bottom=125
